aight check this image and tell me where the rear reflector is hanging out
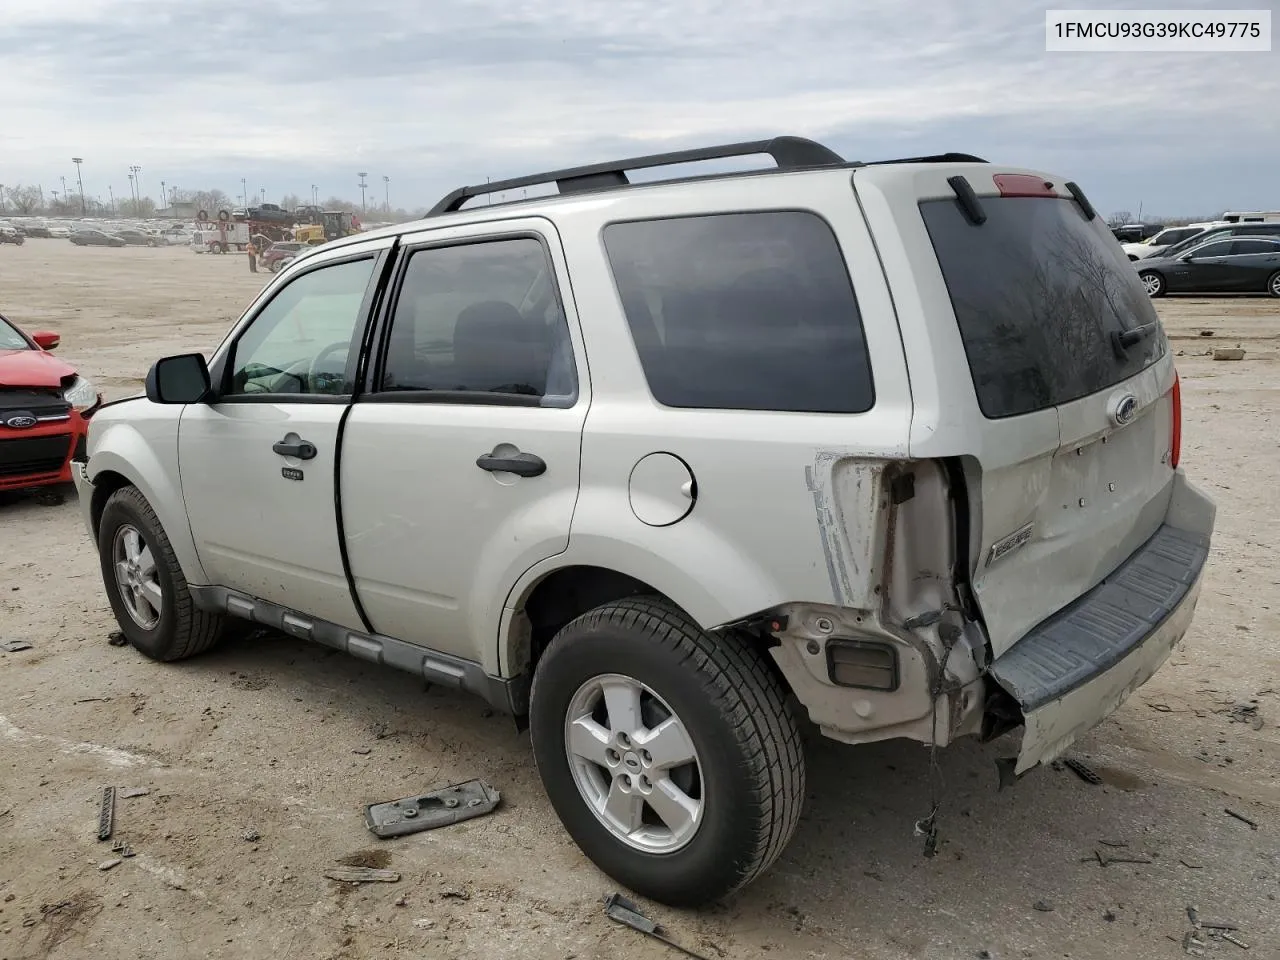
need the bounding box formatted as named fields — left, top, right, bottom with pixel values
left=1169, top=370, right=1182, bottom=468
left=826, top=639, right=899, bottom=691
left=992, top=174, right=1059, bottom=198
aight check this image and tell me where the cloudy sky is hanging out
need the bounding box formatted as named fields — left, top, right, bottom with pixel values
left=1, top=0, right=1276, bottom=218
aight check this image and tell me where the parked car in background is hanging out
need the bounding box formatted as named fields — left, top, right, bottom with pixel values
left=73, top=136, right=1215, bottom=906
left=1121, top=222, right=1224, bottom=261
left=0, top=312, right=101, bottom=492
left=261, top=241, right=305, bottom=272
left=20, top=222, right=53, bottom=239
left=46, top=224, right=71, bottom=239
left=1156, top=222, right=1280, bottom=261
left=1137, top=236, right=1280, bottom=297
left=1112, top=222, right=1164, bottom=243
left=70, top=230, right=127, bottom=247
left=0, top=225, right=25, bottom=246
left=114, top=229, right=161, bottom=247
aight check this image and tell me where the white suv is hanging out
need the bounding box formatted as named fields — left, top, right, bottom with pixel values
left=73, top=137, right=1216, bottom=906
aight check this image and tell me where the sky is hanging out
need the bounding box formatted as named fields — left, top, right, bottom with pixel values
left=0, top=0, right=1276, bottom=219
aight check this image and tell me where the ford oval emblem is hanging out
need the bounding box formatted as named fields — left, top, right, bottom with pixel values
left=1113, top=394, right=1138, bottom=427
left=4, top=413, right=38, bottom=429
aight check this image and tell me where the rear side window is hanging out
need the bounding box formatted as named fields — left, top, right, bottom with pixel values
left=603, top=212, right=874, bottom=414
left=921, top=196, right=1166, bottom=419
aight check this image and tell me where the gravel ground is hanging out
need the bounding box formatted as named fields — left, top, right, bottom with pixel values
left=1, top=242, right=1277, bottom=960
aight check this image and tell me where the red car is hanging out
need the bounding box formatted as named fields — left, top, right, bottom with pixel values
left=0, top=312, right=101, bottom=492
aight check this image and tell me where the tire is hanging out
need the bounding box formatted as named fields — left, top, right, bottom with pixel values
left=1268, top=270, right=1280, bottom=299
left=1140, top=270, right=1166, bottom=298
left=529, top=596, right=805, bottom=907
left=97, top=485, right=224, bottom=662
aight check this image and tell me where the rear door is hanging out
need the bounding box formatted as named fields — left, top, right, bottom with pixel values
left=855, top=165, right=1178, bottom=657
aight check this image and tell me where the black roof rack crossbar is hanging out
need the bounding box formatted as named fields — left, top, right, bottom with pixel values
left=429, top=135, right=846, bottom=215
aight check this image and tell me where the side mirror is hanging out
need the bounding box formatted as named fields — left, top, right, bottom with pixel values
left=146, top=353, right=212, bottom=404
left=1180, top=254, right=1195, bottom=262
left=32, top=331, right=60, bottom=350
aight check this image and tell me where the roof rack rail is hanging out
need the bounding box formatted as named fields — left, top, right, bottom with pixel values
left=429, top=135, right=846, bottom=215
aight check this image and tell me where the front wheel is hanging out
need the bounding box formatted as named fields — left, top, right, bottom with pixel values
left=98, top=486, right=225, bottom=662
left=1268, top=270, right=1280, bottom=299
left=1140, top=270, right=1166, bottom=298
left=529, top=597, right=806, bottom=907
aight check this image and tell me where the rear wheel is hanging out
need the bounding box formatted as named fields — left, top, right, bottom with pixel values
left=1268, top=270, right=1280, bottom=298
left=529, top=597, right=805, bottom=907
left=1140, top=270, right=1166, bottom=298
left=98, top=486, right=224, bottom=662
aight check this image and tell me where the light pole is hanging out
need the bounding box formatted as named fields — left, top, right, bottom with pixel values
left=0, top=186, right=5, bottom=215
left=260, top=187, right=266, bottom=204
left=383, top=175, right=390, bottom=213
left=311, top=184, right=318, bottom=206
left=241, top=177, right=248, bottom=208
left=127, top=174, right=136, bottom=207
left=108, top=185, right=116, bottom=216
left=160, top=180, right=167, bottom=211
left=129, top=165, right=141, bottom=207
left=358, top=172, right=368, bottom=213
left=72, top=158, right=86, bottom=216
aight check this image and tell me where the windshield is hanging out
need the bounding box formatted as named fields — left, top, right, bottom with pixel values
left=0, top=314, right=32, bottom=350
left=921, top=196, right=1165, bottom=419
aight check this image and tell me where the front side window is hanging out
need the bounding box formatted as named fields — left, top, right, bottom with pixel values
left=603, top=211, right=875, bottom=414
left=379, top=237, right=576, bottom=402
left=1187, top=241, right=1233, bottom=258
left=225, top=257, right=376, bottom=397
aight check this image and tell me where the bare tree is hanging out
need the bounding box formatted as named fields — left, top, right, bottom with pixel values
left=3, top=184, right=43, bottom=215
left=1107, top=211, right=1132, bottom=227
left=280, top=193, right=302, bottom=210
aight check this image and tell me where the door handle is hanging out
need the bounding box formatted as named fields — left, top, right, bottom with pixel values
left=476, top=450, right=545, bottom=477
left=273, top=437, right=317, bottom=460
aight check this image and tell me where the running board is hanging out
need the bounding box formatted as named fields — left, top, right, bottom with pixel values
left=188, top=585, right=529, bottom=716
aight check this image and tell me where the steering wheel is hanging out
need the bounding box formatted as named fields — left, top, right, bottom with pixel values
left=307, top=341, right=351, bottom=393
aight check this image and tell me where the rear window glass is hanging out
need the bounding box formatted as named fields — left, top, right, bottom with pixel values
left=920, top=196, right=1166, bottom=419
left=603, top=212, right=874, bottom=414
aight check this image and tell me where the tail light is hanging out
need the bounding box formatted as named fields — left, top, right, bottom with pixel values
left=1169, top=370, right=1182, bottom=469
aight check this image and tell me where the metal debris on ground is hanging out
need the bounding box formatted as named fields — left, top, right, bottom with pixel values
left=352, top=747, right=372, bottom=755
left=1221, top=932, right=1250, bottom=949
left=0, top=639, right=34, bottom=652
left=1097, top=839, right=1128, bottom=848
left=1083, top=850, right=1153, bottom=868
left=107, top=631, right=128, bottom=646
left=241, top=828, right=260, bottom=842
left=97, top=787, right=116, bottom=841
left=1199, top=330, right=1215, bottom=337
left=364, top=779, right=501, bottom=838
left=98, top=858, right=123, bottom=872
left=119, top=787, right=150, bottom=799
left=1180, top=859, right=1204, bottom=869
left=324, top=866, right=401, bottom=884
left=74, top=697, right=111, bottom=704
left=603, top=893, right=712, bottom=960
left=1033, top=900, right=1054, bottom=912
left=1063, top=757, right=1102, bottom=785
left=1224, top=808, right=1258, bottom=830
left=111, top=840, right=135, bottom=858
left=1212, top=347, right=1246, bottom=361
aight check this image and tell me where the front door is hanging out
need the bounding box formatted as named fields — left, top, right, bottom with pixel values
left=340, top=220, right=587, bottom=668
left=179, top=245, right=389, bottom=629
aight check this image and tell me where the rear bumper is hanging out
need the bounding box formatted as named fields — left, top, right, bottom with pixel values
left=989, top=471, right=1215, bottom=774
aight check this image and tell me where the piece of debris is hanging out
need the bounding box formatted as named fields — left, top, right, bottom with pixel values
left=111, top=840, right=135, bottom=858
left=74, top=697, right=111, bottom=704
left=98, top=858, right=123, bottom=872
left=603, top=892, right=712, bottom=960
left=1200, top=920, right=1241, bottom=932
left=1183, top=930, right=1208, bottom=956
left=0, top=639, right=33, bottom=652
left=1033, top=900, right=1054, bottom=913
left=1097, top=839, right=1128, bottom=848
left=1188, top=906, right=1201, bottom=928
left=1084, top=850, right=1153, bottom=868
left=1212, top=347, right=1246, bottom=361
left=1180, top=859, right=1204, bottom=870
left=1198, top=330, right=1215, bottom=337
left=1063, top=757, right=1102, bottom=785
left=1148, top=702, right=1174, bottom=712
left=352, top=747, right=372, bottom=755
left=439, top=888, right=470, bottom=901
left=1221, top=932, right=1250, bottom=950
left=1104, top=910, right=1117, bottom=922
left=324, top=866, right=401, bottom=884
left=120, top=787, right=150, bottom=799
left=107, top=631, right=128, bottom=647
left=1224, top=808, right=1258, bottom=830
left=241, top=828, right=260, bottom=842
left=412, top=918, right=435, bottom=930
left=365, top=779, right=502, bottom=838
left=98, top=787, right=116, bottom=841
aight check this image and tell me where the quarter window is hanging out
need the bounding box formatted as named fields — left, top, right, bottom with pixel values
left=603, top=212, right=875, bottom=414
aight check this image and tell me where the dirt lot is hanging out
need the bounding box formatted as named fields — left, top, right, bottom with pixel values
left=1, top=241, right=1277, bottom=960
